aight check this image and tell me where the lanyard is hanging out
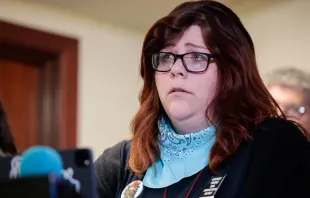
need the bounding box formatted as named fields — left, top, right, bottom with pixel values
left=163, top=169, right=204, bottom=198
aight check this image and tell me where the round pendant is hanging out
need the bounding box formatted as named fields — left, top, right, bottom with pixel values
left=121, top=180, right=144, bottom=198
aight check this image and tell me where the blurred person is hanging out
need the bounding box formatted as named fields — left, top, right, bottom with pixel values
left=0, top=100, right=17, bottom=156
left=266, top=67, right=310, bottom=133
left=95, top=1, right=310, bottom=198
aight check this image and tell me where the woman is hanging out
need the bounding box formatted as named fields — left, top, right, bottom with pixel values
left=0, top=100, right=17, bottom=156
left=95, top=1, right=310, bottom=198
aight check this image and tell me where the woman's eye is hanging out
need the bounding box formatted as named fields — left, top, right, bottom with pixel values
left=166, top=54, right=174, bottom=59
left=162, top=54, right=174, bottom=61
left=192, top=53, right=203, bottom=60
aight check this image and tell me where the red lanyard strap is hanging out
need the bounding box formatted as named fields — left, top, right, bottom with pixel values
left=163, top=169, right=204, bottom=198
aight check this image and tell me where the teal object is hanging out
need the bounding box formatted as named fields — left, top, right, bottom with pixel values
left=19, top=146, right=63, bottom=177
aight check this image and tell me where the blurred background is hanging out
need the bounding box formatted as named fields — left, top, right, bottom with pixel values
left=0, top=0, right=309, bottom=158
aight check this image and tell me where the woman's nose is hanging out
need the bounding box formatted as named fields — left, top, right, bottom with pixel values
left=170, top=58, right=188, bottom=78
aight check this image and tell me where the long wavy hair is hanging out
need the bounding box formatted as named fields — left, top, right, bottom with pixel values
left=129, top=0, right=283, bottom=177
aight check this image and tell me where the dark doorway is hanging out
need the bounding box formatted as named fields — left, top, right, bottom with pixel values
left=0, top=20, right=78, bottom=153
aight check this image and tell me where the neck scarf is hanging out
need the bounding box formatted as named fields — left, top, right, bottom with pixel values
left=143, top=118, right=216, bottom=188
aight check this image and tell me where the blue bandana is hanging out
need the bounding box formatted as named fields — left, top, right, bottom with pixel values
left=143, top=118, right=216, bottom=188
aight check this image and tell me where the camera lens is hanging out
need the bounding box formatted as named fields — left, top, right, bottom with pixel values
left=84, top=159, right=90, bottom=166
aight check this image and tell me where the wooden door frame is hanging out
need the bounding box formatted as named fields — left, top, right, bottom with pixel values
left=0, top=20, right=78, bottom=149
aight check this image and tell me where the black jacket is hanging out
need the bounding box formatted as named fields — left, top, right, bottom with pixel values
left=95, top=118, right=310, bottom=198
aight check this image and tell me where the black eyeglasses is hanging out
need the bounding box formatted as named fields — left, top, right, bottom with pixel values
left=151, top=52, right=213, bottom=73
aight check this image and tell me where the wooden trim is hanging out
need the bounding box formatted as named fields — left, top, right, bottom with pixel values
left=0, top=20, right=78, bottom=149
left=39, top=60, right=60, bottom=148
left=59, top=42, right=78, bottom=149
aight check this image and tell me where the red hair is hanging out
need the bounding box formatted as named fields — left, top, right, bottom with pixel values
left=129, top=0, right=282, bottom=177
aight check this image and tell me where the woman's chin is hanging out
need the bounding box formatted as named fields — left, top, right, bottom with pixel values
left=166, top=103, right=193, bottom=121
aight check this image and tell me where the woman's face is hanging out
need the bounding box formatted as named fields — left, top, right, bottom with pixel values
left=155, top=25, right=218, bottom=134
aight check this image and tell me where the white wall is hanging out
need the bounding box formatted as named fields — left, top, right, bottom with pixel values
left=0, top=0, right=144, bottom=158
left=238, top=0, right=310, bottom=78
